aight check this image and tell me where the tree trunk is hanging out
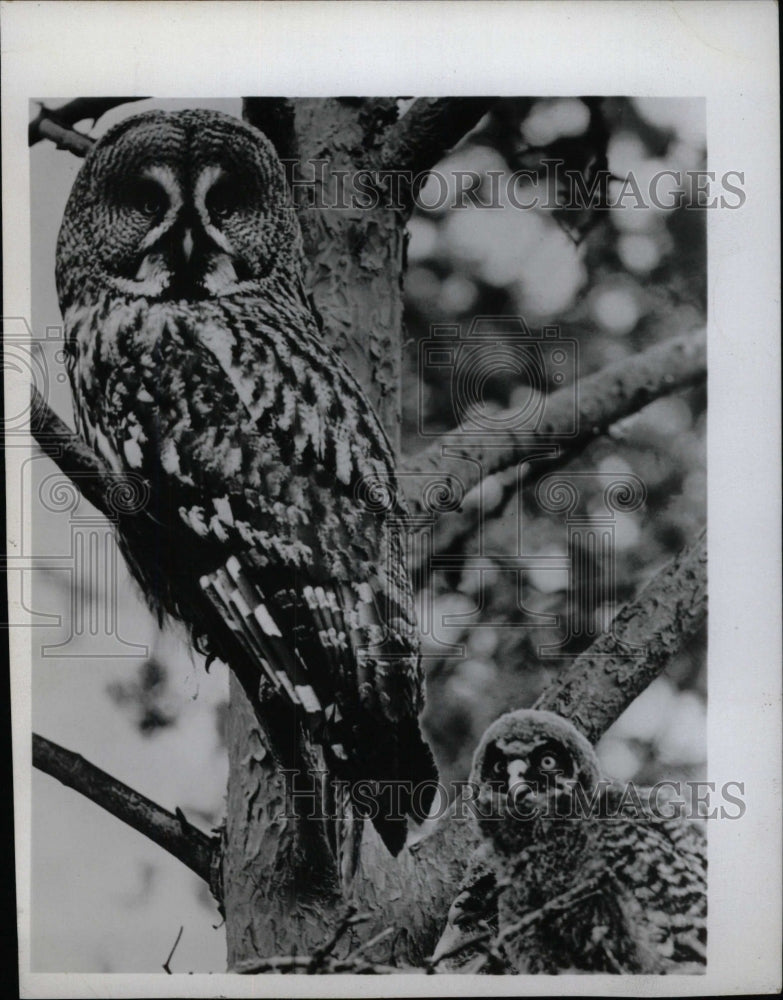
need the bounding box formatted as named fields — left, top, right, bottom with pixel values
left=224, top=98, right=414, bottom=969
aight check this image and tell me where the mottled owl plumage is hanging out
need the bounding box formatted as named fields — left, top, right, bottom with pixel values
left=56, top=108, right=437, bottom=855
left=434, top=710, right=706, bottom=973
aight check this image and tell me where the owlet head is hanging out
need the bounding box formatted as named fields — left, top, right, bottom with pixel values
left=470, top=709, right=602, bottom=851
left=56, top=108, right=304, bottom=309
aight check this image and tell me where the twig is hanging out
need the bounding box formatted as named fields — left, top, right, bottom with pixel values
left=342, top=925, right=396, bottom=963
left=469, top=876, right=606, bottom=973
left=535, top=527, right=707, bottom=743
left=426, top=926, right=494, bottom=971
left=162, top=925, right=184, bottom=974
left=306, top=903, right=371, bottom=971
left=33, top=733, right=222, bottom=901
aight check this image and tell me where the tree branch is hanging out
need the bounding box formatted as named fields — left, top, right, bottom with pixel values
left=29, top=98, right=147, bottom=157
left=29, top=117, right=94, bottom=157
left=33, top=733, right=222, bottom=901
left=408, top=330, right=705, bottom=577
left=379, top=97, right=497, bottom=204
left=534, top=526, right=707, bottom=742
left=402, top=329, right=706, bottom=524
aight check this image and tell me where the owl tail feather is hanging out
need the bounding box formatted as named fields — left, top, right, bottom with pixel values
left=199, top=556, right=436, bottom=857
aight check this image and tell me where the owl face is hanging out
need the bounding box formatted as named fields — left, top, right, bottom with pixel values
left=470, top=710, right=602, bottom=851
left=56, top=109, right=303, bottom=308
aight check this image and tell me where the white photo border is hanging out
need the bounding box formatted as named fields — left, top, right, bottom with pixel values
left=3, top=1, right=780, bottom=996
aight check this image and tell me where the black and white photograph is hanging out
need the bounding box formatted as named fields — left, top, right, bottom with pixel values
left=3, top=2, right=780, bottom=996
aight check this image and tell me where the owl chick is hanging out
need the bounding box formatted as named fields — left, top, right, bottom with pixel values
left=438, top=709, right=706, bottom=974
left=55, top=108, right=437, bottom=855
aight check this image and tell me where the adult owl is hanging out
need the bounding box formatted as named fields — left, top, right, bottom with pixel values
left=434, top=709, right=706, bottom=973
left=55, top=107, right=438, bottom=855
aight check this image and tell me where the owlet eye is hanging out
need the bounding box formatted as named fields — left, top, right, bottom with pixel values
left=492, top=759, right=506, bottom=778
left=539, top=753, right=559, bottom=772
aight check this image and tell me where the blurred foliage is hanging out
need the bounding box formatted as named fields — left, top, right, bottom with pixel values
left=107, top=658, right=178, bottom=734
left=403, top=98, right=707, bottom=788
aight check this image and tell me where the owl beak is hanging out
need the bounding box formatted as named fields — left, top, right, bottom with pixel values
left=506, top=758, right=529, bottom=787
left=181, top=228, right=195, bottom=263
left=506, top=759, right=533, bottom=804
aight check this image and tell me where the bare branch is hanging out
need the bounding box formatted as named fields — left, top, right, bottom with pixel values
left=32, top=97, right=145, bottom=131
left=379, top=97, right=497, bottom=202
left=33, top=733, right=222, bottom=900
left=343, top=925, right=396, bottom=962
left=402, top=329, right=706, bottom=524
left=409, top=330, right=705, bottom=578
left=307, top=904, right=372, bottom=972
left=29, top=116, right=94, bottom=157
left=535, top=527, right=707, bottom=743
left=380, top=97, right=496, bottom=171
left=29, top=98, right=147, bottom=156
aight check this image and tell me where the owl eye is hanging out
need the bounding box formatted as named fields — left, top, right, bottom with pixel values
left=206, top=180, right=241, bottom=223
left=539, top=753, right=560, bottom=772
left=492, top=759, right=506, bottom=778
left=126, top=179, right=167, bottom=220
